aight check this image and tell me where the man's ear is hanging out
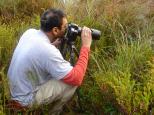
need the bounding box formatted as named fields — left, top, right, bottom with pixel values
left=52, top=27, right=59, bottom=36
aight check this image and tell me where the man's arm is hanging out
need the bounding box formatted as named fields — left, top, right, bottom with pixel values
left=62, top=27, right=92, bottom=86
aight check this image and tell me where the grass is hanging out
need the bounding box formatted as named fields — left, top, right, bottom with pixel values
left=0, top=0, right=154, bottom=114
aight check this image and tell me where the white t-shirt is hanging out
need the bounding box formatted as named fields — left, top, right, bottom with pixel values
left=7, top=29, right=73, bottom=106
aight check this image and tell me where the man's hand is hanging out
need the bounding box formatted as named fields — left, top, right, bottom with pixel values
left=52, top=38, right=61, bottom=47
left=81, top=26, right=92, bottom=48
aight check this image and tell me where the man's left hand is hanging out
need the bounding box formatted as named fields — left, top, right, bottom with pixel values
left=52, top=38, right=61, bottom=47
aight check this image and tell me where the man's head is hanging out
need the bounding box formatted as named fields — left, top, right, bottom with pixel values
left=40, top=8, right=68, bottom=41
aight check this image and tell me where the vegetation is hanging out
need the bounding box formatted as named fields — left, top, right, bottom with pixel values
left=0, top=0, right=154, bottom=114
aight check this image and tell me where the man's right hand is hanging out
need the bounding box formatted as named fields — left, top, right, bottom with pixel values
left=81, top=26, right=92, bottom=48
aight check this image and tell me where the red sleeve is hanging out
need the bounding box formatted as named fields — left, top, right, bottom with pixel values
left=62, top=46, right=90, bottom=86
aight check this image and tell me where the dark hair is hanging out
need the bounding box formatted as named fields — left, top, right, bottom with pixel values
left=40, top=8, right=66, bottom=32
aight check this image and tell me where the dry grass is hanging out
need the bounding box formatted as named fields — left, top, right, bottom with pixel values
left=0, top=0, right=153, bottom=114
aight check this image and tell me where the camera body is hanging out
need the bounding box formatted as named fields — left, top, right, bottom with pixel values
left=65, top=23, right=101, bottom=43
left=60, top=23, right=101, bottom=58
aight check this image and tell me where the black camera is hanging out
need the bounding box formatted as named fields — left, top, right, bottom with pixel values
left=60, top=23, right=101, bottom=58
left=65, top=23, right=101, bottom=43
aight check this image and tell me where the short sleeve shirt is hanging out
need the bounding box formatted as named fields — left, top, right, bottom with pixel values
left=7, top=29, right=73, bottom=106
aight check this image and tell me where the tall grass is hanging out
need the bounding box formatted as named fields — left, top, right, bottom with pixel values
left=0, top=0, right=154, bottom=114
left=68, top=0, right=154, bottom=114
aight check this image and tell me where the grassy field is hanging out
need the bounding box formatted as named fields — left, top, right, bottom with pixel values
left=0, top=0, right=154, bottom=114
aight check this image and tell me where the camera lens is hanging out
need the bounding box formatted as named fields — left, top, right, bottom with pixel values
left=91, top=29, right=101, bottom=40
left=78, top=27, right=101, bottom=40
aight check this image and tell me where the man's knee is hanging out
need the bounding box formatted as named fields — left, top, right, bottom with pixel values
left=34, top=79, right=77, bottom=105
left=61, top=85, right=77, bottom=102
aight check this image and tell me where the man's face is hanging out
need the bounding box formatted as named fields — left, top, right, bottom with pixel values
left=50, top=17, right=68, bottom=43
left=60, top=17, right=68, bottom=37
left=56, top=17, right=68, bottom=39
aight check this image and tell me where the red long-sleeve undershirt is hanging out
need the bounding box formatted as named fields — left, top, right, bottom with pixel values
left=62, top=46, right=90, bottom=86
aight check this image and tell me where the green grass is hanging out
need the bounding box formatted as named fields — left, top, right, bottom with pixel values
left=0, top=0, right=154, bottom=114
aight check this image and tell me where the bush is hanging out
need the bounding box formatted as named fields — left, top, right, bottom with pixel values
left=0, top=0, right=154, bottom=114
